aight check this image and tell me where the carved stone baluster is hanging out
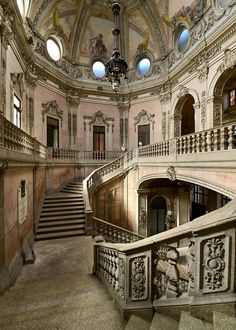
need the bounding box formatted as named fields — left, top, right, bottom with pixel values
left=220, top=127, right=226, bottom=150
left=166, top=248, right=180, bottom=298
left=213, top=128, right=219, bottom=151
left=227, top=125, right=234, bottom=150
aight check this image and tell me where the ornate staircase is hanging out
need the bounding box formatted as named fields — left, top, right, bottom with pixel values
left=36, top=181, right=86, bottom=241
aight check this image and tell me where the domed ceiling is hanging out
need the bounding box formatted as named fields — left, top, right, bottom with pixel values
left=27, top=0, right=171, bottom=69
left=14, top=0, right=208, bottom=92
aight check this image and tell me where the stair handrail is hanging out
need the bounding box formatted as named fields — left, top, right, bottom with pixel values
left=94, top=199, right=236, bottom=315
left=92, top=216, right=144, bottom=243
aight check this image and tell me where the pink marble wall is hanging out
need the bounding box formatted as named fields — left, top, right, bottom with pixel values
left=4, top=169, right=34, bottom=267
left=129, top=98, right=162, bottom=150
left=34, top=84, right=68, bottom=147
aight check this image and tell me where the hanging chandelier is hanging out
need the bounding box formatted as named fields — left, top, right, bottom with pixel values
left=105, top=1, right=128, bottom=92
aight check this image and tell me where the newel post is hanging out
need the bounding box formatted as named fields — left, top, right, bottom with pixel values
left=166, top=248, right=180, bottom=298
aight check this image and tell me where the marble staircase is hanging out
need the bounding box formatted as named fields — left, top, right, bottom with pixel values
left=36, top=181, right=86, bottom=241
left=124, top=310, right=236, bottom=330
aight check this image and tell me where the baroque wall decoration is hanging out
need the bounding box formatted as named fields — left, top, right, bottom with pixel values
left=134, top=109, right=155, bottom=132
left=200, top=234, right=230, bottom=293
left=41, top=100, right=63, bottom=126
left=130, top=256, right=148, bottom=301
left=166, top=164, right=176, bottom=181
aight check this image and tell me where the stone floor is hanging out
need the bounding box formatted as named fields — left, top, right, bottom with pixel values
left=0, top=237, right=124, bottom=330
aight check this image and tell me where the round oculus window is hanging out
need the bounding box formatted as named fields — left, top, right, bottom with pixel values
left=46, top=37, right=62, bottom=61
left=137, top=57, right=151, bottom=75
left=92, top=61, right=105, bottom=78
left=177, top=27, right=190, bottom=53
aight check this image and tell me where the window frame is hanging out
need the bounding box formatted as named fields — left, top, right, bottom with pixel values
left=13, top=94, right=22, bottom=128
left=46, top=35, right=63, bottom=62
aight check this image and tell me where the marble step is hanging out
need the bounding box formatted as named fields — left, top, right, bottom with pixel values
left=38, top=219, right=85, bottom=228
left=39, top=214, right=85, bottom=222
left=35, top=229, right=85, bottom=241
left=42, top=201, right=84, bottom=208
left=41, top=206, right=84, bottom=213
left=37, top=223, right=85, bottom=234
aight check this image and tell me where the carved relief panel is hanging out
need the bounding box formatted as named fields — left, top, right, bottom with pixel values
left=128, top=251, right=151, bottom=303
left=194, top=231, right=235, bottom=296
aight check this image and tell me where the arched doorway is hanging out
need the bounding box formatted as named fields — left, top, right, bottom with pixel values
left=174, top=94, right=195, bottom=137
left=149, top=196, right=167, bottom=235
left=181, top=95, right=195, bottom=135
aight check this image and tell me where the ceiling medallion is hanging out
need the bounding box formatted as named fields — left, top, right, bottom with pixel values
left=105, top=1, right=128, bottom=92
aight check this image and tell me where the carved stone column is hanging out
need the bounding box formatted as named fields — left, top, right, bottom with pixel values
left=207, top=96, right=224, bottom=129
left=159, top=92, right=172, bottom=140
left=25, top=71, right=37, bottom=136
left=118, top=94, right=130, bottom=151
left=137, top=189, right=149, bottom=237
left=0, top=9, right=13, bottom=117
left=66, top=96, right=80, bottom=149
left=193, top=102, right=200, bottom=132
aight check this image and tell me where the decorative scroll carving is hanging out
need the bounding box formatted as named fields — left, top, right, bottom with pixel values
left=160, top=92, right=171, bottom=104
left=130, top=256, right=147, bottom=301
left=41, top=100, right=63, bottom=124
left=197, top=62, right=209, bottom=81
left=134, top=109, right=155, bottom=132
left=166, top=165, right=176, bottom=181
left=177, top=85, right=189, bottom=99
left=0, top=159, right=8, bottom=177
left=213, top=97, right=222, bottom=127
left=218, top=48, right=236, bottom=74
left=201, top=92, right=207, bottom=130
left=202, top=235, right=229, bottom=293
left=84, top=111, right=114, bottom=132
left=139, top=207, right=146, bottom=228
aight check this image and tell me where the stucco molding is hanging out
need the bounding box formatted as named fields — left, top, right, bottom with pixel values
left=134, top=109, right=155, bottom=132
left=41, top=100, right=63, bottom=126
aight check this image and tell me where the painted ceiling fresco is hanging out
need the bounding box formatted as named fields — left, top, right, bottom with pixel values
left=25, top=0, right=208, bottom=68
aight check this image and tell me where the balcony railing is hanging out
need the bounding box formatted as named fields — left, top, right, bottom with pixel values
left=94, top=199, right=236, bottom=315
left=0, top=115, right=123, bottom=162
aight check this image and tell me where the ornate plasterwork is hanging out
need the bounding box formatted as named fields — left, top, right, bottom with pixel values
left=130, top=256, right=147, bottom=301
left=134, top=109, right=155, bottom=132
left=201, top=91, right=207, bottom=130
left=139, top=207, right=146, bottom=228
left=197, top=62, right=209, bottom=81
left=41, top=100, right=63, bottom=125
left=159, top=92, right=171, bottom=104
left=85, top=111, right=114, bottom=132
left=218, top=48, right=236, bottom=74
left=177, top=85, right=189, bottom=99
left=166, top=165, right=176, bottom=181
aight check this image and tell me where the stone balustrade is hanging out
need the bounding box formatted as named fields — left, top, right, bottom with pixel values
left=92, top=217, right=143, bottom=243
left=94, top=200, right=236, bottom=316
